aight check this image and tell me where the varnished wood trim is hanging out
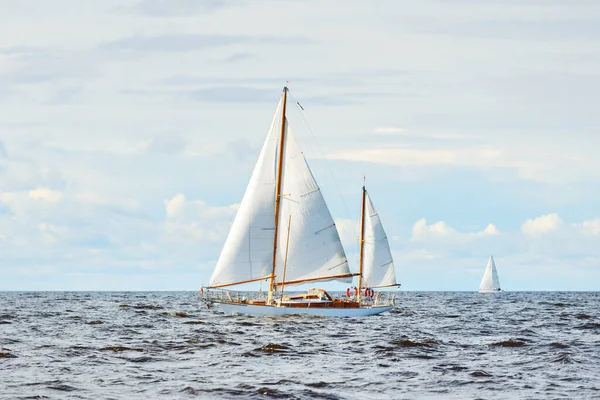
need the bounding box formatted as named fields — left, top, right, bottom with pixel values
left=357, top=185, right=367, bottom=302
left=274, top=273, right=359, bottom=287
left=269, top=86, right=288, bottom=301
left=208, top=275, right=273, bottom=289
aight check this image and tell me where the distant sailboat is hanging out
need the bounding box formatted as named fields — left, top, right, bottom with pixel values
left=200, top=87, right=397, bottom=316
left=479, top=255, right=503, bottom=293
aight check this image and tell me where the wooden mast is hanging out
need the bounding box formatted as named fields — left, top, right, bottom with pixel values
left=357, top=184, right=367, bottom=304
left=268, top=86, right=288, bottom=304
left=279, top=215, right=292, bottom=300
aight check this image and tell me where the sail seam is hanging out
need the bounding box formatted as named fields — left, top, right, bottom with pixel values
left=300, top=188, right=320, bottom=197
left=327, top=261, right=348, bottom=271
left=314, top=224, right=335, bottom=235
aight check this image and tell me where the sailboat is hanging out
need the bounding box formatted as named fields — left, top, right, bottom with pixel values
left=200, top=86, right=398, bottom=316
left=478, top=255, right=504, bottom=293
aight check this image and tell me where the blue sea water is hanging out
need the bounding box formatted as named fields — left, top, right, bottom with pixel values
left=1, top=291, right=599, bottom=399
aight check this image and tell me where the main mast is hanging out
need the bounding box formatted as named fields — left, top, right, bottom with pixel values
left=357, top=185, right=367, bottom=303
left=268, top=86, right=288, bottom=304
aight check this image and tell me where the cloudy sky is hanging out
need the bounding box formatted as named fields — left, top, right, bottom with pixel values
left=1, top=0, right=599, bottom=291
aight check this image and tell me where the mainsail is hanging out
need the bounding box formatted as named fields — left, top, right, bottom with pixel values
left=479, top=255, right=501, bottom=291
left=210, top=89, right=352, bottom=289
left=361, top=190, right=397, bottom=288
left=274, top=125, right=352, bottom=286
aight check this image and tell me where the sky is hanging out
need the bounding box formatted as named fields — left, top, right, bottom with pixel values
left=1, top=0, right=599, bottom=291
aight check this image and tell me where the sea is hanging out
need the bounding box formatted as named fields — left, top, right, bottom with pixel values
left=1, top=291, right=599, bottom=399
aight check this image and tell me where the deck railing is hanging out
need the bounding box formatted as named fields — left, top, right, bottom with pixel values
left=199, top=288, right=397, bottom=307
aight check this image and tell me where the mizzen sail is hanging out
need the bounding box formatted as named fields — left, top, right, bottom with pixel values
left=361, top=191, right=398, bottom=288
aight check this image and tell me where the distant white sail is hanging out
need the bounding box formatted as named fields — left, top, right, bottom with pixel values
left=209, top=99, right=283, bottom=287
left=361, top=191, right=397, bottom=288
left=479, top=255, right=502, bottom=292
left=274, top=123, right=352, bottom=286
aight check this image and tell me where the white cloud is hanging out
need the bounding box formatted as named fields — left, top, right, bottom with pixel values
left=165, top=193, right=186, bottom=217
left=38, top=222, right=66, bottom=244
left=412, top=218, right=456, bottom=240
left=411, top=218, right=497, bottom=241
left=76, top=192, right=140, bottom=212
left=328, top=147, right=503, bottom=167
left=127, top=0, right=238, bottom=17
left=483, top=223, right=499, bottom=235
left=326, top=145, right=599, bottom=184
left=28, top=188, right=62, bottom=203
left=164, top=193, right=238, bottom=220
left=521, top=213, right=562, bottom=236
left=574, top=218, right=600, bottom=236
left=161, top=193, right=238, bottom=245
left=372, top=127, right=406, bottom=134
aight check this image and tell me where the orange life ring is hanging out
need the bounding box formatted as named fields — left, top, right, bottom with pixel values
left=363, top=288, right=374, bottom=298
left=346, top=287, right=359, bottom=297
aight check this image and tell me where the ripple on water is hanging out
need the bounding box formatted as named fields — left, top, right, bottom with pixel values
left=551, top=352, right=578, bottom=364
left=576, top=322, right=600, bottom=330
left=101, top=346, right=144, bottom=352
left=391, top=338, right=438, bottom=347
left=254, top=343, right=289, bottom=353
left=470, top=370, right=492, bottom=377
left=489, top=339, right=528, bottom=347
left=1, top=291, right=599, bottom=399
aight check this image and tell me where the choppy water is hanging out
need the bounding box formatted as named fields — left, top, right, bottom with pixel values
left=1, top=291, right=599, bottom=399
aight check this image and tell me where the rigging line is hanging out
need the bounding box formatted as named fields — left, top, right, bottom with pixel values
left=289, top=92, right=356, bottom=224
left=288, top=91, right=360, bottom=268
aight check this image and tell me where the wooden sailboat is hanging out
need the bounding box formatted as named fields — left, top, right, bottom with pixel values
left=201, top=87, right=397, bottom=316
left=479, top=255, right=504, bottom=293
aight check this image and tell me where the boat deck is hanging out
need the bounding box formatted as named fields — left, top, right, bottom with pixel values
left=202, top=287, right=393, bottom=310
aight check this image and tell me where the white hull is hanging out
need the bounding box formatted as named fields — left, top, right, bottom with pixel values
left=479, top=289, right=504, bottom=293
left=219, top=302, right=393, bottom=317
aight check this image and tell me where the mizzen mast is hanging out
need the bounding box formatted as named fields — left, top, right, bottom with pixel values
left=268, top=86, right=288, bottom=304
left=357, top=184, right=367, bottom=303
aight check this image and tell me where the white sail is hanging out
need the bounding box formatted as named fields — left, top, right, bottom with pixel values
left=361, top=191, right=397, bottom=288
left=274, top=122, right=352, bottom=286
left=479, top=255, right=501, bottom=292
left=208, top=98, right=283, bottom=287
